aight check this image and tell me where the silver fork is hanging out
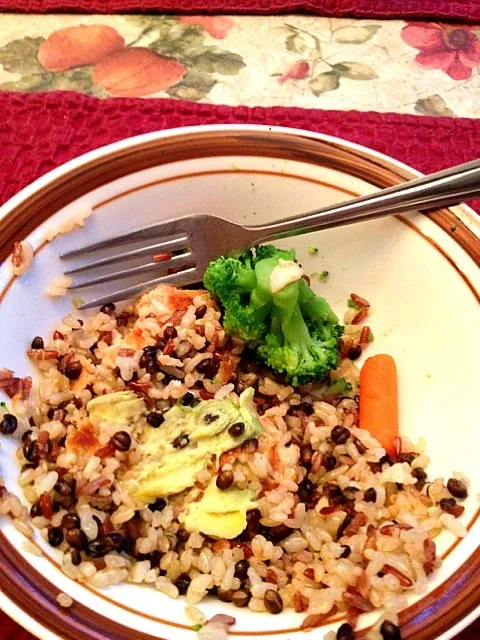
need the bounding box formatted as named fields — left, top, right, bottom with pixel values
left=61, top=158, right=480, bottom=310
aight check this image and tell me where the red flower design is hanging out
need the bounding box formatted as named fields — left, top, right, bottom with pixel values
left=178, top=16, right=235, bottom=40
left=279, top=61, right=310, bottom=84
left=401, top=23, right=480, bottom=80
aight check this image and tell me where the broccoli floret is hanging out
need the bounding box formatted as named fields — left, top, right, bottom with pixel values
left=326, top=378, right=353, bottom=397
left=253, top=244, right=295, bottom=263
left=257, top=279, right=343, bottom=385
left=204, top=245, right=343, bottom=385
left=203, top=255, right=266, bottom=344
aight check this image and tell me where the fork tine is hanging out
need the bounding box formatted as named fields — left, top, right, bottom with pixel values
left=60, top=217, right=190, bottom=259
left=69, top=253, right=193, bottom=290
left=77, top=266, right=201, bottom=310
left=64, top=236, right=189, bottom=275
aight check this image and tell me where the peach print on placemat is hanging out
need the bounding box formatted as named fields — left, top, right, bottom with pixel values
left=401, top=22, right=480, bottom=80
left=0, top=17, right=245, bottom=99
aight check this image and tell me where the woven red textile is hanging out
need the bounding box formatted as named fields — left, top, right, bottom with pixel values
left=0, top=0, right=480, bottom=22
left=0, top=613, right=34, bottom=640
left=0, top=91, right=479, bottom=212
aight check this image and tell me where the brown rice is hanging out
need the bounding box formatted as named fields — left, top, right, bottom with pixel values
left=0, top=284, right=470, bottom=639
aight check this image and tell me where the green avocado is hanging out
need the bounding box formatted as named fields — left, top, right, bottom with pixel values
left=182, top=479, right=256, bottom=539
left=87, top=391, right=146, bottom=424
left=126, top=388, right=262, bottom=502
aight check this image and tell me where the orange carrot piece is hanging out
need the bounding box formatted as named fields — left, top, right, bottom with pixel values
left=359, top=354, right=398, bottom=456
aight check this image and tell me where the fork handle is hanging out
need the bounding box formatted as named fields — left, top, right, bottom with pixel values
left=250, top=158, right=480, bottom=243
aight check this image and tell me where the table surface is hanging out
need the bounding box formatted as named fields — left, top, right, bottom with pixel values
left=0, top=9, right=479, bottom=640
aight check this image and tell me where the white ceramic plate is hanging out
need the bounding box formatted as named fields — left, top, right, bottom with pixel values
left=0, top=125, right=478, bottom=640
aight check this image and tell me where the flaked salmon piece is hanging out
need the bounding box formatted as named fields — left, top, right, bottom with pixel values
left=66, top=418, right=99, bottom=459
left=123, top=327, right=146, bottom=350
left=216, top=354, right=240, bottom=386
left=113, top=285, right=217, bottom=349
left=135, top=285, right=216, bottom=321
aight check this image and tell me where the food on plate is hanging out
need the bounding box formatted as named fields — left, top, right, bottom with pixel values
left=203, top=246, right=343, bottom=385
left=43, top=204, right=94, bottom=243
left=122, top=388, right=261, bottom=505
left=0, top=246, right=470, bottom=639
left=359, top=355, right=398, bottom=457
left=9, top=240, right=34, bottom=277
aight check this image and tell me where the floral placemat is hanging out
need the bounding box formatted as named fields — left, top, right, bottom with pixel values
left=0, top=14, right=479, bottom=116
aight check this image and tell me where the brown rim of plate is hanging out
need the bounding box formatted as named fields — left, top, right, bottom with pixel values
left=0, top=129, right=478, bottom=640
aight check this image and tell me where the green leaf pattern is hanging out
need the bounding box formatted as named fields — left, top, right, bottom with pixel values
left=279, top=22, right=380, bottom=99
left=285, top=32, right=308, bottom=54
left=0, top=37, right=45, bottom=74
left=415, top=95, right=455, bottom=117
left=332, top=62, right=378, bottom=80
left=309, top=72, right=340, bottom=96
left=333, top=25, right=380, bottom=44
left=166, top=69, right=217, bottom=101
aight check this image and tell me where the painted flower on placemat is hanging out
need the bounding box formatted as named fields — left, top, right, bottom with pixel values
left=279, top=61, right=310, bottom=84
left=401, top=23, right=480, bottom=80
left=0, top=17, right=244, bottom=100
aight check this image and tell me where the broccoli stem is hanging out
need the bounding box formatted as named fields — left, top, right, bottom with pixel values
left=273, top=283, right=313, bottom=353
left=235, top=266, right=257, bottom=293
left=203, top=244, right=343, bottom=384
left=298, top=278, right=339, bottom=325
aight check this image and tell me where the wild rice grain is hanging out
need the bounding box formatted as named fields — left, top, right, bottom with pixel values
left=66, top=528, right=88, bottom=550
left=0, top=414, right=18, bottom=435
left=380, top=620, right=402, bottom=639
left=175, top=574, right=192, bottom=595
left=111, top=431, right=131, bottom=452
left=48, top=526, right=64, bottom=547
left=447, top=478, right=468, bottom=500
left=146, top=412, right=165, bottom=428
left=264, top=590, right=283, bottom=614
left=331, top=426, right=350, bottom=445
left=232, top=590, right=250, bottom=607
left=216, top=470, right=234, bottom=490
left=336, top=623, right=354, bottom=640
left=228, top=422, right=245, bottom=438
left=64, top=361, right=82, bottom=381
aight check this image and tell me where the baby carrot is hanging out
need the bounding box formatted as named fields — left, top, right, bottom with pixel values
left=359, top=354, right=398, bottom=457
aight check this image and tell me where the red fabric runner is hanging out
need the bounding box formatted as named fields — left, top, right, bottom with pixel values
left=0, top=620, right=33, bottom=640
left=0, top=0, right=480, bottom=22
left=1, top=91, right=479, bottom=212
